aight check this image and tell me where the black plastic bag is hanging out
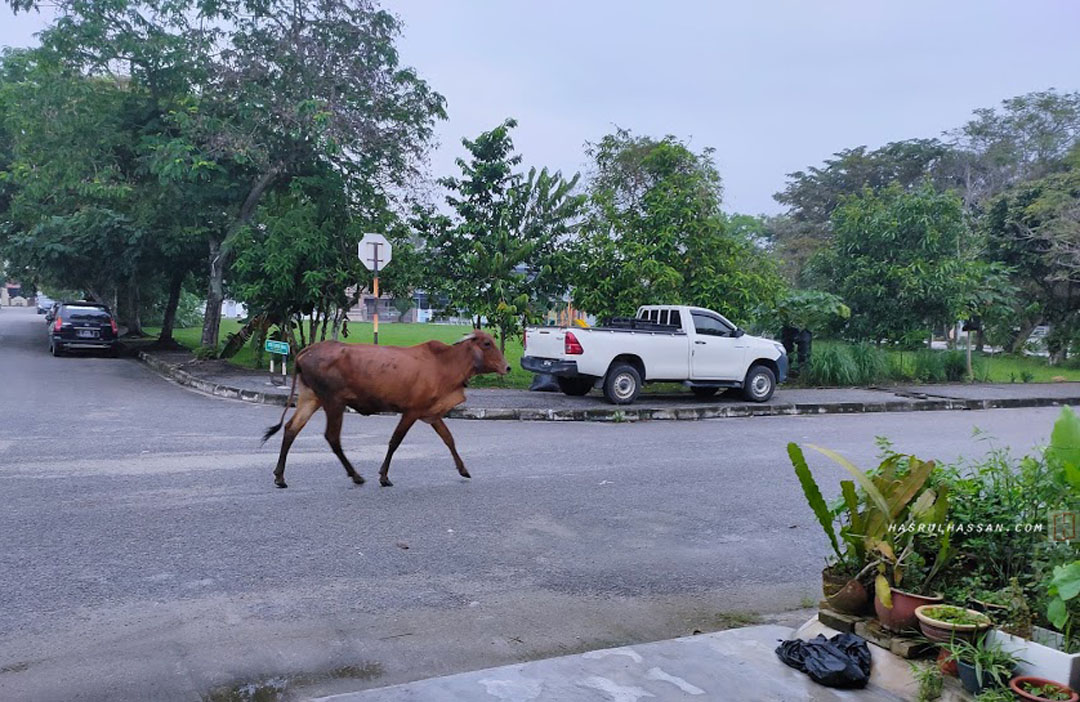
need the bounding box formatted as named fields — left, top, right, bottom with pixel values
left=775, top=633, right=871, bottom=689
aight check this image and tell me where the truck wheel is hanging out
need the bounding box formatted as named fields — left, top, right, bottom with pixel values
left=603, top=363, right=641, bottom=405
left=691, top=386, right=719, bottom=399
left=742, top=365, right=776, bottom=402
left=51, top=341, right=64, bottom=357
left=557, top=376, right=594, bottom=396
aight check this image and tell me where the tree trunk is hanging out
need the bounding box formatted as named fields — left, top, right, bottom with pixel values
left=499, top=322, right=507, bottom=355
left=159, top=270, right=185, bottom=343
left=1009, top=319, right=1040, bottom=354
left=124, top=271, right=144, bottom=337
left=200, top=236, right=225, bottom=349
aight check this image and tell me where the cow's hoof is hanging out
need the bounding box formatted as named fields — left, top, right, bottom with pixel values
left=380, top=478, right=393, bottom=487
left=275, top=481, right=288, bottom=489
left=351, top=474, right=365, bottom=485
left=459, top=469, right=472, bottom=479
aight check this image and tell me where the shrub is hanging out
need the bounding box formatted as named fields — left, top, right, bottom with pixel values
left=805, top=343, right=858, bottom=386
left=942, top=349, right=968, bottom=382
left=849, top=342, right=890, bottom=385
left=912, top=350, right=946, bottom=382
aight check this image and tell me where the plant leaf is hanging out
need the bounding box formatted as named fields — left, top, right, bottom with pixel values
left=809, top=444, right=892, bottom=518
left=876, top=574, right=893, bottom=609
left=1047, top=597, right=1068, bottom=629
left=1051, top=561, right=1080, bottom=601
left=1049, top=407, right=1080, bottom=488
left=788, top=443, right=842, bottom=562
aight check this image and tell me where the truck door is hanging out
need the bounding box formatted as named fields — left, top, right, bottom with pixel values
left=689, top=311, right=747, bottom=381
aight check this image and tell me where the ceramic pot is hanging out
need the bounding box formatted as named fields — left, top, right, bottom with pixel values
left=874, top=588, right=942, bottom=633
left=1010, top=675, right=1079, bottom=702
left=915, top=605, right=992, bottom=643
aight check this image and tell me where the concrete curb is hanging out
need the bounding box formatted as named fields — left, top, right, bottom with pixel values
left=136, top=350, right=1080, bottom=422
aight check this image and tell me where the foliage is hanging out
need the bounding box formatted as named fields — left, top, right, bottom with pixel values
left=909, top=661, right=943, bottom=702
left=818, top=183, right=979, bottom=343
left=421, top=119, right=585, bottom=351
left=919, top=605, right=990, bottom=626
left=1018, top=680, right=1073, bottom=701
left=787, top=442, right=948, bottom=595
left=941, top=633, right=1024, bottom=689
left=570, top=129, right=785, bottom=324
left=804, top=344, right=858, bottom=387
left=769, top=289, right=850, bottom=334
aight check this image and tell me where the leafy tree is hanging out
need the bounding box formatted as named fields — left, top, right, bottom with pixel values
left=8, top=0, right=446, bottom=350
left=422, top=119, right=585, bottom=352
left=772, top=139, right=960, bottom=285
left=983, top=152, right=1080, bottom=361
left=818, top=183, right=978, bottom=344
left=950, top=89, right=1080, bottom=207
left=571, top=129, right=785, bottom=324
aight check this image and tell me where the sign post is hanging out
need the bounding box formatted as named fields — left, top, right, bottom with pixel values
left=265, top=339, right=290, bottom=378
left=358, top=233, right=393, bottom=345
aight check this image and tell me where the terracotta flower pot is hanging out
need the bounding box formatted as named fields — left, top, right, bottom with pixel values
left=915, top=605, right=992, bottom=643
left=1010, top=675, right=1079, bottom=702
left=937, top=648, right=958, bottom=677
left=874, top=588, right=942, bottom=633
left=822, top=568, right=870, bottom=615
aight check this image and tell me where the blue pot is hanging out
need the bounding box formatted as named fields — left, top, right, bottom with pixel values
left=956, top=659, right=1008, bottom=694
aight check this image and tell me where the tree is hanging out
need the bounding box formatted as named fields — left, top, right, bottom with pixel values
left=983, top=152, right=1080, bottom=361
left=772, top=139, right=959, bottom=285
left=571, top=129, right=785, bottom=324
left=950, top=90, right=1080, bottom=208
left=818, top=183, right=978, bottom=344
left=8, top=0, right=446, bottom=350
left=422, top=119, right=585, bottom=352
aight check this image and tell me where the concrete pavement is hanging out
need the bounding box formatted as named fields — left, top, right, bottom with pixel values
left=314, top=624, right=907, bottom=702
left=0, top=307, right=1070, bottom=701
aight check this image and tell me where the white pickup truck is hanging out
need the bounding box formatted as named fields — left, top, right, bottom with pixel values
left=521, top=305, right=788, bottom=405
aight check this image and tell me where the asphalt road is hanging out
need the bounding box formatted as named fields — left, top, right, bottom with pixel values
left=0, top=306, right=1065, bottom=701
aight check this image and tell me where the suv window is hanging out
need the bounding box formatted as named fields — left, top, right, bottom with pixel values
left=63, top=305, right=111, bottom=321
left=691, top=312, right=732, bottom=337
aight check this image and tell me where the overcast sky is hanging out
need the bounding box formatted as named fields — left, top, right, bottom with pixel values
left=3, top=0, right=1079, bottom=214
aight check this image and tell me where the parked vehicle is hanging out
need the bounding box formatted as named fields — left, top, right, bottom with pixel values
left=48, top=301, right=119, bottom=357
left=521, top=305, right=788, bottom=404
left=36, top=294, right=55, bottom=314
left=44, top=301, right=61, bottom=322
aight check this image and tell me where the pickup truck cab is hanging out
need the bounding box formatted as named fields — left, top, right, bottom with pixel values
left=521, top=305, right=787, bottom=405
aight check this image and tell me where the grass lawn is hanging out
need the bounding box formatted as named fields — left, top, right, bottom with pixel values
left=145, top=320, right=534, bottom=389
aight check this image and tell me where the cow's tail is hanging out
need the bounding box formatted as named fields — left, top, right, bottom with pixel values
left=262, top=353, right=304, bottom=444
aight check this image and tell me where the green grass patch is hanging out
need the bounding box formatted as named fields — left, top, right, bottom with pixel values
left=145, top=320, right=534, bottom=389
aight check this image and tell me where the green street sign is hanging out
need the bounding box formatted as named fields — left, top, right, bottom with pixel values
left=264, top=340, right=290, bottom=355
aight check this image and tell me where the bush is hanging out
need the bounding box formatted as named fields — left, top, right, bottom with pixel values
left=912, top=350, right=946, bottom=382
left=805, top=343, right=858, bottom=386
left=849, top=342, right=890, bottom=385
left=942, top=349, right=968, bottom=382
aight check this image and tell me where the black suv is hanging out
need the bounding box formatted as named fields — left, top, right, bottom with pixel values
left=48, top=302, right=119, bottom=357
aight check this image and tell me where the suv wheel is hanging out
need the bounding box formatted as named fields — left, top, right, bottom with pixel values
left=603, top=363, right=642, bottom=405
left=742, top=365, right=776, bottom=402
left=51, top=340, right=64, bottom=357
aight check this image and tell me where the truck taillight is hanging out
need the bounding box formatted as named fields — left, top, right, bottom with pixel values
left=110, top=318, right=118, bottom=334
left=54, top=316, right=62, bottom=332
left=565, top=331, right=583, bottom=355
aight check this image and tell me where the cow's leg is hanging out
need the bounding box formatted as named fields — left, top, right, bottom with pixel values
left=427, top=417, right=470, bottom=479
left=378, top=413, right=419, bottom=487
left=273, top=390, right=322, bottom=489
left=324, top=403, right=364, bottom=485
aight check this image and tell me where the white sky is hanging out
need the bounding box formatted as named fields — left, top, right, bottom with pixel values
left=4, top=1, right=1080, bottom=214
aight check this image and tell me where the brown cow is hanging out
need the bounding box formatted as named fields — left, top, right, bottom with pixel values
left=262, top=330, right=510, bottom=488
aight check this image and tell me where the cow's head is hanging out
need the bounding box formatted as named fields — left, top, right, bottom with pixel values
left=459, top=330, right=511, bottom=376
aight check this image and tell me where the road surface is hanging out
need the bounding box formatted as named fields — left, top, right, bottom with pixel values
left=0, top=307, right=1063, bottom=700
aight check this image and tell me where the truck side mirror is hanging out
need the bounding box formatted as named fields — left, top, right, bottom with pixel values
left=733, top=328, right=745, bottom=338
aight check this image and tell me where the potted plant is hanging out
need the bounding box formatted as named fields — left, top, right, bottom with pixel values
left=943, top=633, right=1026, bottom=695
left=1010, top=676, right=1079, bottom=702
left=915, top=604, right=992, bottom=643
left=788, top=443, right=873, bottom=614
